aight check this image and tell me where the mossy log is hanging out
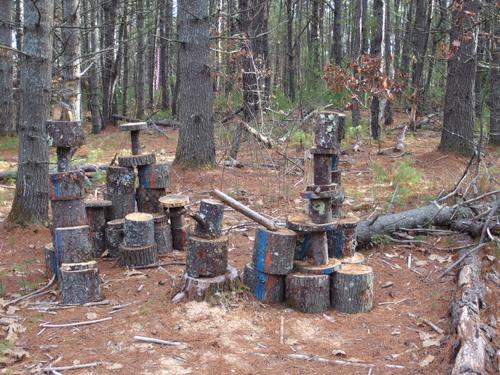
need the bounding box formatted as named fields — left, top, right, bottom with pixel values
left=331, top=264, right=374, bottom=313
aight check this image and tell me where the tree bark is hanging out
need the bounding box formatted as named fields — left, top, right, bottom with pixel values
left=0, top=0, right=14, bottom=134
left=62, top=0, right=81, bottom=120
left=121, top=0, right=129, bottom=116
left=331, top=0, right=342, bottom=65
left=174, top=0, right=215, bottom=167
left=285, top=0, right=295, bottom=100
left=439, top=0, right=481, bottom=155
left=411, top=0, right=430, bottom=114
left=370, top=0, right=383, bottom=140
left=160, top=0, right=172, bottom=111
left=383, top=0, right=393, bottom=125
left=135, top=0, right=146, bottom=118
left=400, top=0, right=415, bottom=76
left=361, top=0, right=369, bottom=54
left=101, top=0, right=119, bottom=126
left=8, top=0, right=54, bottom=225
left=488, top=2, right=500, bottom=144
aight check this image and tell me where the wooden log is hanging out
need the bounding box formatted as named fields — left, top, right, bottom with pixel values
left=105, top=219, right=124, bottom=258
left=118, top=153, right=156, bottom=168
left=119, top=122, right=147, bottom=155
left=51, top=199, right=87, bottom=228
left=331, top=264, right=374, bottom=313
left=286, top=213, right=337, bottom=233
left=60, top=261, right=101, bottom=305
left=153, top=214, right=173, bottom=254
left=46, top=120, right=84, bottom=148
left=124, top=213, right=155, bottom=247
left=331, top=189, right=344, bottom=218
left=210, top=189, right=277, bottom=231
left=293, top=258, right=341, bottom=275
left=85, top=200, right=112, bottom=257
left=53, top=225, right=93, bottom=263
left=104, top=190, right=136, bottom=221
left=138, top=163, right=171, bottom=189
left=306, top=197, right=333, bottom=224
left=49, top=171, right=85, bottom=201
left=186, top=236, right=228, bottom=277
left=331, top=170, right=341, bottom=185
left=136, top=187, right=166, bottom=213
left=44, top=243, right=59, bottom=281
left=242, top=263, right=285, bottom=303
left=252, top=227, right=296, bottom=275
left=314, top=112, right=340, bottom=150
left=193, top=199, right=225, bottom=238
left=331, top=154, right=339, bottom=171
left=111, top=113, right=179, bottom=128
left=307, top=231, right=329, bottom=266
left=120, top=243, right=159, bottom=267
left=172, top=265, right=239, bottom=303
left=311, top=152, right=332, bottom=185
left=172, top=223, right=190, bottom=251
left=106, top=166, right=135, bottom=194
left=328, top=215, right=359, bottom=259
left=294, top=232, right=310, bottom=261
left=286, top=273, right=330, bottom=313
left=240, top=120, right=274, bottom=148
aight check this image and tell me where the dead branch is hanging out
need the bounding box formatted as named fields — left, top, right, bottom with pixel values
left=40, top=316, right=112, bottom=328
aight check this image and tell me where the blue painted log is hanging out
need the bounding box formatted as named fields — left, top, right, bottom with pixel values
left=251, top=227, right=296, bottom=275
left=53, top=225, right=93, bottom=264
left=138, top=163, right=171, bottom=189
left=49, top=171, right=86, bottom=201
left=243, top=263, right=285, bottom=303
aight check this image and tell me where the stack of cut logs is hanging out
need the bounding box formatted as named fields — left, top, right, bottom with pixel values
left=104, top=122, right=173, bottom=266
left=172, top=199, right=238, bottom=302
left=46, top=120, right=102, bottom=304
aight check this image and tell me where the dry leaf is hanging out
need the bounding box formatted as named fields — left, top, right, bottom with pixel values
left=419, top=354, right=435, bottom=367
left=86, top=312, right=98, bottom=320
left=429, top=254, right=447, bottom=263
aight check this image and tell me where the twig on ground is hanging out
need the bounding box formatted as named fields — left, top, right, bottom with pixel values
left=4, top=275, right=56, bottom=307
left=43, top=361, right=100, bottom=373
left=41, top=317, right=112, bottom=328
left=423, top=319, right=445, bottom=335
left=134, top=335, right=186, bottom=347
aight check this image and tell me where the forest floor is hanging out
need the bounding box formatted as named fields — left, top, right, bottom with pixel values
left=0, top=109, right=498, bottom=374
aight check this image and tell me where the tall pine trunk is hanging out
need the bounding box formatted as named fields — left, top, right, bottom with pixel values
left=488, top=1, right=500, bottom=144
left=136, top=0, right=146, bottom=118
left=285, top=0, right=295, bottom=100
left=439, top=0, right=481, bottom=155
left=0, top=0, right=13, bottom=134
left=62, top=0, right=81, bottom=120
left=160, top=0, right=172, bottom=111
left=174, top=0, right=215, bottom=167
left=8, top=0, right=54, bottom=225
left=101, top=0, right=119, bottom=126
left=331, top=0, right=342, bottom=65
left=370, top=0, right=383, bottom=140
left=411, top=0, right=430, bottom=114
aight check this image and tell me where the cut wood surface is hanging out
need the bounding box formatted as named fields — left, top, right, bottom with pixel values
left=124, top=213, right=155, bottom=247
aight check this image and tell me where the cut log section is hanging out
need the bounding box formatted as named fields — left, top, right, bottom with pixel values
left=105, top=219, right=125, bottom=258
left=118, top=153, right=156, bottom=168
left=153, top=214, right=173, bottom=254
left=328, top=215, right=359, bottom=259
left=172, top=265, right=239, bottom=303
left=160, top=195, right=190, bottom=250
left=307, top=231, right=329, bottom=266
left=49, top=171, right=86, bottom=201
left=120, top=243, right=159, bottom=268
left=60, top=261, right=101, bottom=305
left=186, top=236, right=228, bottom=278
left=120, top=122, right=147, bottom=155
left=124, top=213, right=155, bottom=247
left=85, top=200, right=112, bottom=257
left=136, top=187, right=166, bottom=213
left=106, top=166, right=136, bottom=194
left=252, top=227, right=296, bottom=275
left=287, top=213, right=337, bottom=233
left=331, top=264, right=374, bottom=314
left=331, top=189, right=345, bottom=218
left=55, top=147, right=73, bottom=172
left=44, top=243, right=58, bottom=280
left=293, top=258, right=341, bottom=275
left=172, top=223, right=190, bottom=251
left=331, top=170, right=341, bottom=185
left=53, top=225, right=93, bottom=263
left=46, top=120, right=84, bottom=148
left=104, top=190, right=136, bottom=221
left=286, top=273, right=330, bottom=313
left=306, top=197, right=333, bottom=224
left=312, top=153, right=333, bottom=185
left=243, top=263, right=285, bottom=303
left=138, top=163, right=171, bottom=189
left=340, top=252, right=365, bottom=264
left=192, top=199, right=225, bottom=238
left=159, top=194, right=190, bottom=209
left=51, top=199, right=87, bottom=228
left=314, top=112, right=340, bottom=150
left=294, top=232, right=310, bottom=260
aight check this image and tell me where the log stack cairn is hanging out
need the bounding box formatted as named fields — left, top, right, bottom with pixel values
left=46, top=120, right=102, bottom=304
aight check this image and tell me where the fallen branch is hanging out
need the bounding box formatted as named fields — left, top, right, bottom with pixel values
left=4, top=275, right=56, bottom=307
left=40, top=316, right=112, bottom=328
left=43, top=362, right=100, bottom=373
left=239, top=121, right=274, bottom=148
left=134, top=335, right=187, bottom=347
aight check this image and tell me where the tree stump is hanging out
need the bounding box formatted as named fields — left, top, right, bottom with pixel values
left=252, top=227, right=296, bottom=275
left=104, top=190, right=136, bottom=221
left=106, top=166, right=136, bottom=194
left=242, top=263, right=285, bottom=303
left=49, top=171, right=86, bottom=201
left=293, top=257, right=341, bottom=275
left=53, top=225, right=93, bottom=263
left=51, top=199, right=87, bottom=228
left=331, top=264, right=374, bottom=314
left=160, top=195, right=190, bottom=251
left=193, top=199, right=225, bottom=238
left=85, top=200, right=112, bottom=257
left=46, top=120, right=85, bottom=148
left=124, top=212, right=155, bottom=247
left=120, top=243, right=159, bottom=267
left=44, top=243, right=58, bottom=280
left=186, top=236, right=228, bottom=277
left=136, top=187, right=166, bottom=213
left=153, top=214, right=173, bottom=254
left=118, top=153, right=156, bottom=168
left=314, top=112, right=340, bottom=150
left=105, top=219, right=125, bottom=258
left=172, top=265, right=239, bottom=303
left=138, top=163, right=171, bottom=189
left=119, top=122, right=147, bottom=155
left=60, top=261, right=101, bottom=304
left=286, top=273, right=330, bottom=313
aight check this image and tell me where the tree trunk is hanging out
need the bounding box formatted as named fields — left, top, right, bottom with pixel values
left=439, top=0, right=481, bottom=155
left=370, top=0, right=383, bottom=140
left=411, top=0, right=430, bottom=114
left=146, top=0, right=158, bottom=110
left=400, top=0, right=415, bottom=76
left=310, top=0, right=321, bottom=72
left=8, top=0, right=54, bottom=225
left=121, top=0, right=129, bottom=116
left=101, top=0, right=119, bottom=127
left=488, top=2, right=500, bottom=145
left=331, top=0, right=342, bottom=65
left=361, top=0, right=369, bottom=54
left=383, top=0, right=393, bottom=125
left=285, top=0, right=295, bottom=100
left=351, top=0, right=361, bottom=59
left=160, top=0, right=172, bottom=111
left=135, top=0, right=146, bottom=118
left=174, top=0, right=215, bottom=167
left=0, top=0, right=14, bottom=134
left=61, top=0, right=81, bottom=120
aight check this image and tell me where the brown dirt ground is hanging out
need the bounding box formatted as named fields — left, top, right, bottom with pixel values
left=0, top=109, right=498, bottom=374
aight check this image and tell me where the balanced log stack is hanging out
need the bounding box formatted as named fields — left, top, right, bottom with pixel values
left=159, top=194, right=190, bottom=251
left=173, top=199, right=238, bottom=302
left=46, top=120, right=102, bottom=304
left=120, top=213, right=159, bottom=267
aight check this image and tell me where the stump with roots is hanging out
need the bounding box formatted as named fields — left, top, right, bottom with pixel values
left=251, top=227, right=296, bottom=275
left=286, top=273, right=330, bottom=313
left=172, top=265, right=239, bottom=303
left=153, top=214, right=173, bottom=254
left=85, top=200, right=112, bottom=257
left=243, top=263, right=285, bottom=303
left=331, top=264, right=373, bottom=314
left=60, top=261, right=102, bottom=304
left=105, top=218, right=125, bottom=258
left=53, top=225, right=93, bottom=264
left=186, top=236, right=228, bottom=278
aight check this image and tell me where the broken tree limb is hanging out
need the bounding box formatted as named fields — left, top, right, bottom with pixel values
left=4, top=275, right=56, bottom=307
left=40, top=316, right=112, bottom=328
left=239, top=121, right=274, bottom=148
left=210, top=189, right=277, bottom=231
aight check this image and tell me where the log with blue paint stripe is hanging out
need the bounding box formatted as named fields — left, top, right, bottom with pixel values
left=49, top=171, right=86, bottom=201
left=138, top=163, right=171, bottom=189
left=243, top=263, right=285, bottom=303
left=251, top=227, right=296, bottom=275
